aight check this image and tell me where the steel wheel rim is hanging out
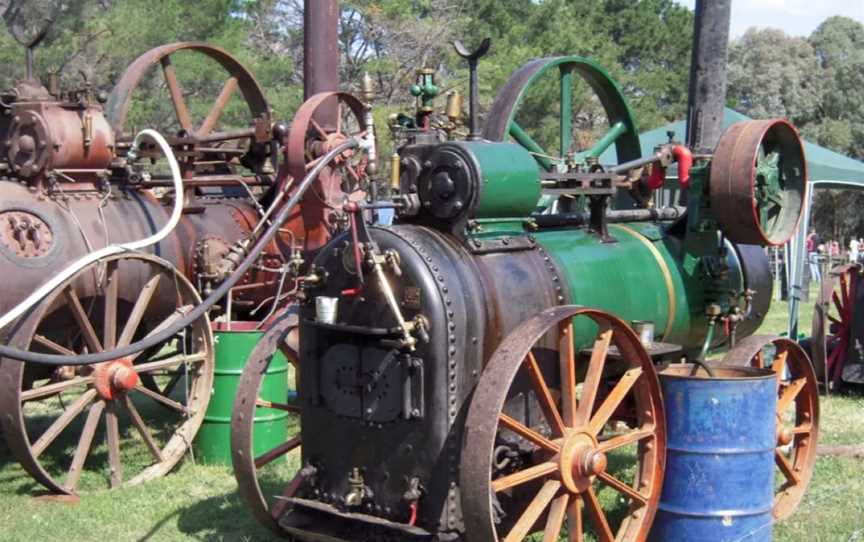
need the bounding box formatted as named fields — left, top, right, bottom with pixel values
left=231, top=307, right=301, bottom=536
left=461, top=306, right=665, bottom=542
left=0, top=252, right=214, bottom=494
left=723, top=335, right=819, bottom=520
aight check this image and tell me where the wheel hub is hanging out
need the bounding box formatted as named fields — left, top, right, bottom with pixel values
left=559, top=430, right=605, bottom=493
left=94, top=358, right=139, bottom=400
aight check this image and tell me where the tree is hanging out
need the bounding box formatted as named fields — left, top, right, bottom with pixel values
left=726, top=28, right=823, bottom=125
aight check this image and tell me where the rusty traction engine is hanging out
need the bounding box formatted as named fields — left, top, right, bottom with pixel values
left=227, top=42, right=819, bottom=542
left=0, top=40, right=370, bottom=494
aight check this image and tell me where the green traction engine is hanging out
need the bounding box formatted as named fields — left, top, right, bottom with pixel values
left=266, top=49, right=810, bottom=542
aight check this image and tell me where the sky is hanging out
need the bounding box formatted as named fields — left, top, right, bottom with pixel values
left=673, top=0, right=864, bottom=38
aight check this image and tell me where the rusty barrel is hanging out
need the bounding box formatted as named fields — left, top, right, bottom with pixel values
left=195, top=322, right=289, bottom=465
left=649, top=365, right=776, bottom=542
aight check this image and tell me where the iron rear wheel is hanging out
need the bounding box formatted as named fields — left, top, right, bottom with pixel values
left=231, top=308, right=301, bottom=536
left=722, top=335, right=819, bottom=520
left=811, top=264, right=860, bottom=388
left=461, top=306, right=665, bottom=542
left=0, top=252, right=214, bottom=495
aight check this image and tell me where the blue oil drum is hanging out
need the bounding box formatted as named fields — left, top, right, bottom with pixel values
left=649, top=365, right=777, bottom=542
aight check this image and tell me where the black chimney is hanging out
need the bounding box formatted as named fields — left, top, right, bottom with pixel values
left=686, top=0, right=732, bottom=153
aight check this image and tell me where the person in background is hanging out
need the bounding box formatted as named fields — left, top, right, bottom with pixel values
left=850, top=237, right=860, bottom=264
left=810, top=244, right=822, bottom=283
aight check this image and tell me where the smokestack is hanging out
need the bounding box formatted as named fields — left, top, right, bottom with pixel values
left=686, top=0, right=732, bottom=153
left=304, top=0, right=339, bottom=128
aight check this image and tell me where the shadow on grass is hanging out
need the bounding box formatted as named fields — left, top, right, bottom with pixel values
left=168, top=488, right=283, bottom=542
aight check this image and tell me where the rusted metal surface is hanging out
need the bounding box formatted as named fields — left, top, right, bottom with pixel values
left=0, top=253, right=214, bottom=495
left=710, top=119, right=807, bottom=246
left=685, top=0, right=732, bottom=153
left=722, top=335, right=819, bottom=520
left=461, top=306, right=665, bottom=542
left=231, top=307, right=300, bottom=537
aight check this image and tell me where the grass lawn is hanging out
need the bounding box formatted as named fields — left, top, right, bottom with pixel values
left=0, top=283, right=861, bottom=541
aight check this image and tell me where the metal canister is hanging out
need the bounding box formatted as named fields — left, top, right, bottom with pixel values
left=649, top=364, right=776, bottom=542
left=195, top=323, right=289, bottom=465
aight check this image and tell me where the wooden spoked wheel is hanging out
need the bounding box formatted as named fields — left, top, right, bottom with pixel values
left=483, top=56, right=641, bottom=174
left=0, top=253, right=214, bottom=494
left=105, top=42, right=274, bottom=177
left=461, top=306, right=665, bottom=542
left=811, top=264, right=860, bottom=388
left=722, top=335, right=819, bottom=520
left=231, top=308, right=301, bottom=536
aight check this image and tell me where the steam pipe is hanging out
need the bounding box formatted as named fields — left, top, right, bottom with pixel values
left=685, top=0, right=732, bottom=153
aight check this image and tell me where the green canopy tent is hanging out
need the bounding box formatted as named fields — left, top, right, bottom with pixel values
left=601, top=107, right=864, bottom=338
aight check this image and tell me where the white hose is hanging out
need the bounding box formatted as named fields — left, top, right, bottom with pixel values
left=0, top=129, right=184, bottom=331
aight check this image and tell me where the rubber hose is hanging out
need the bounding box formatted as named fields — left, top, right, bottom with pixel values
left=0, top=138, right=360, bottom=365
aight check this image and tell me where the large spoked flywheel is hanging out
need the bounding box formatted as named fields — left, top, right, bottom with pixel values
left=484, top=56, right=641, bottom=173
left=461, top=306, right=665, bottom=541
left=0, top=252, right=214, bottom=494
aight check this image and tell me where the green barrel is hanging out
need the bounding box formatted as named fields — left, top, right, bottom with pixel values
left=195, top=323, right=289, bottom=465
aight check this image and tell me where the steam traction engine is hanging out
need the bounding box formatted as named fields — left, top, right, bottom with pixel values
left=0, top=41, right=367, bottom=494
left=231, top=49, right=818, bottom=541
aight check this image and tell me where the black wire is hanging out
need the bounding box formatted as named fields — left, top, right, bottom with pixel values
left=0, top=138, right=360, bottom=365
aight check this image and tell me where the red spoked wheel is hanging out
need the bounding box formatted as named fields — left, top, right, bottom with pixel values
left=722, top=335, right=819, bottom=521
left=812, top=264, right=860, bottom=388
left=231, top=308, right=301, bottom=536
left=461, top=306, right=665, bottom=542
left=280, top=91, right=372, bottom=252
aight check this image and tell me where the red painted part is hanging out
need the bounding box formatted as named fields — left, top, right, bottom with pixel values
left=408, top=501, right=418, bottom=527
left=673, top=145, right=693, bottom=188
left=93, top=359, right=139, bottom=400
left=647, top=163, right=665, bottom=190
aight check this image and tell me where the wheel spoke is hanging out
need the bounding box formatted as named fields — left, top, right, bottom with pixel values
left=588, top=367, right=643, bottom=435
left=254, top=435, right=301, bottom=469
left=270, top=470, right=307, bottom=519
left=543, top=493, right=569, bottom=542
left=491, top=461, right=558, bottom=493
left=256, top=398, right=301, bottom=414
left=65, top=400, right=106, bottom=491
left=499, top=413, right=559, bottom=453
left=31, top=389, right=98, bottom=458
left=336, top=102, right=343, bottom=135
left=198, top=76, right=238, bottom=136
left=103, top=261, right=119, bottom=350
left=777, top=378, right=806, bottom=413
left=793, top=423, right=812, bottom=435
left=525, top=351, right=566, bottom=436
left=510, top=121, right=553, bottom=171
left=597, top=471, right=648, bottom=506
left=63, top=286, right=103, bottom=353
left=832, top=291, right=845, bottom=322
left=576, top=328, right=613, bottom=426
left=559, top=321, right=578, bottom=426
left=771, top=349, right=789, bottom=383
left=568, top=495, right=584, bottom=542
left=32, top=334, right=76, bottom=356
left=503, top=479, right=561, bottom=542
left=161, top=56, right=193, bottom=132
left=310, top=118, right=329, bottom=140
left=133, top=384, right=189, bottom=414
left=133, top=351, right=207, bottom=374
left=21, top=375, right=95, bottom=402
left=129, top=306, right=192, bottom=363
left=583, top=486, right=614, bottom=542
left=560, top=66, right=573, bottom=159
left=775, top=450, right=801, bottom=485
left=840, top=273, right=850, bottom=312
left=105, top=401, right=122, bottom=488
left=583, top=122, right=627, bottom=160
left=598, top=427, right=654, bottom=453
left=118, top=274, right=161, bottom=348
left=754, top=349, right=765, bottom=369
left=124, top=395, right=164, bottom=462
